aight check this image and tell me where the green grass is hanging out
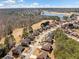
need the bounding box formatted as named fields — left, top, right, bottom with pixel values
left=54, top=29, right=79, bottom=59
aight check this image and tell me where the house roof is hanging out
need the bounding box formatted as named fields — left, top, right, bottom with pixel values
left=41, top=43, right=53, bottom=52
left=32, top=30, right=39, bottom=36
left=28, top=34, right=35, bottom=41
left=3, top=55, right=14, bottom=59
left=22, top=38, right=31, bottom=43
left=37, top=51, right=49, bottom=59
left=12, top=45, right=24, bottom=55
left=21, top=38, right=31, bottom=46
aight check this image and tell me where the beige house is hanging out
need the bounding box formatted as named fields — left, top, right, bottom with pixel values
left=77, top=15, right=79, bottom=20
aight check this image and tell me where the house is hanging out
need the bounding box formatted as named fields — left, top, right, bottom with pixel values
left=20, top=54, right=26, bottom=59
left=37, top=28, right=43, bottom=33
left=32, top=30, right=40, bottom=36
left=47, top=32, right=54, bottom=39
left=41, top=21, right=49, bottom=27
left=44, top=25, right=51, bottom=30
left=12, top=45, right=24, bottom=57
left=8, top=39, right=16, bottom=49
left=67, top=23, right=79, bottom=29
left=68, top=23, right=74, bottom=29
left=3, top=55, right=14, bottom=59
left=76, top=15, right=79, bottom=21
left=73, top=24, right=79, bottom=29
left=41, top=25, right=50, bottom=30
left=28, top=33, right=35, bottom=41
left=37, top=51, right=50, bottom=59
left=45, top=37, right=53, bottom=44
left=45, top=32, right=54, bottom=44
left=41, top=21, right=50, bottom=30
left=41, top=43, right=53, bottom=53
left=30, top=55, right=37, bottom=59
left=21, top=38, right=31, bottom=47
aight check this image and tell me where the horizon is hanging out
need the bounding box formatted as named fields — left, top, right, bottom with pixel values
left=0, top=0, right=79, bottom=8
left=0, top=7, right=79, bottom=10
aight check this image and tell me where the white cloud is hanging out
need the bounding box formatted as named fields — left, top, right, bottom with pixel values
left=0, top=1, right=79, bottom=8
left=32, top=3, right=39, bottom=6
left=4, top=0, right=16, bottom=4
left=20, top=0, right=23, bottom=2
left=0, top=4, right=4, bottom=6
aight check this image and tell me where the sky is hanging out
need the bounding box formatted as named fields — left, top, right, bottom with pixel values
left=0, top=0, right=79, bottom=8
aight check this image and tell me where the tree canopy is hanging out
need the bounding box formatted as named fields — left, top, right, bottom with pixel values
left=63, top=16, right=68, bottom=20
left=22, top=26, right=33, bottom=38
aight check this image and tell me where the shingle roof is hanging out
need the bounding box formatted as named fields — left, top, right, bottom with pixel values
left=37, top=51, right=50, bottom=59
left=3, top=55, right=14, bottom=59
left=12, top=45, right=24, bottom=57
left=41, top=43, right=53, bottom=52
left=21, top=38, right=31, bottom=47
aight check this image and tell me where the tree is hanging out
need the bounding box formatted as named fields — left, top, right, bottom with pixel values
left=22, top=27, right=28, bottom=38
left=70, top=14, right=75, bottom=18
left=27, top=26, right=33, bottom=33
left=22, top=26, right=33, bottom=38
left=0, top=35, right=16, bottom=59
left=54, top=16, right=60, bottom=21
left=63, top=16, right=68, bottom=20
left=70, top=14, right=76, bottom=20
left=0, top=44, right=6, bottom=58
left=49, top=16, right=60, bottom=21
left=4, top=35, right=16, bottom=50
left=4, top=24, right=13, bottom=36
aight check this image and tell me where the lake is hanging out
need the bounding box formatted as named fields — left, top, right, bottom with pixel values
left=41, top=11, right=69, bottom=20
left=41, top=12, right=65, bottom=17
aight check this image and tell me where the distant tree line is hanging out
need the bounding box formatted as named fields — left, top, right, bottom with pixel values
left=41, top=16, right=60, bottom=21
left=0, top=10, right=42, bottom=38
left=0, top=9, right=77, bottom=38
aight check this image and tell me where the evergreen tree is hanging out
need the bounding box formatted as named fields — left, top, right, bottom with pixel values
left=4, top=35, right=16, bottom=50
left=22, top=26, right=33, bottom=38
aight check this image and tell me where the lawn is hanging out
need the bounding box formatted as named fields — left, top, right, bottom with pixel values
left=54, top=29, right=79, bottom=59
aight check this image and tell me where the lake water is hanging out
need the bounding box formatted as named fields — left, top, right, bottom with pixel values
left=41, top=12, right=68, bottom=20
left=41, top=12, right=65, bottom=17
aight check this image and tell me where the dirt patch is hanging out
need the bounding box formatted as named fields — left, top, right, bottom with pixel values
left=12, top=28, right=23, bottom=44
left=0, top=37, right=5, bottom=44
left=74, top=29, right=79, bottom=33
left=33, top=48, right=42, bottom=56
left=32, top=20, right=53, bottom=30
